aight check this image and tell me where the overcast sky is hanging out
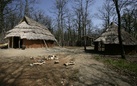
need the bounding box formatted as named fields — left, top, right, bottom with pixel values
left=35, top=0, right=104, bottom=27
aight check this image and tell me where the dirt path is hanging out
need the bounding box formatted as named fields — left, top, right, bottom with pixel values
left=74, top=54, right=131, bottom=86
left=0, top=47, right=132, bottom=86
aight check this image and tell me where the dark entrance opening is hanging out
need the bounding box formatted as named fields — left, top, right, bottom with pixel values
left=13, top=37, right=23, bottom=48
left=13, top=37, right=19, bottom=48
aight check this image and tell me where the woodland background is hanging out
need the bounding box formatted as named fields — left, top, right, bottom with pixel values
left=0, top=0, right=137, bottom=47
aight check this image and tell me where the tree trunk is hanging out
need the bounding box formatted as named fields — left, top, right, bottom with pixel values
left=0, top=2, right=5, bottom=34
left=113, top=0, right=126, bottom=59
left=0, top=4, right=5, bottom=42
left=0, top=10, right=4, bottom=33
left=0, top=0, right=12, bottom=42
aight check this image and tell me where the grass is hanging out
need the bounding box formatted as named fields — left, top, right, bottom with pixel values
left=94, top=55, right=137, bottom=85
left=94, top=56, right=137, bottom=76
left=69, top=69, right=79, bottom=81
left=104, top=59, right=137, bottom=74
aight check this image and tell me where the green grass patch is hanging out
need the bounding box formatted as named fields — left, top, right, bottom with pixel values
left=69, top=69, right=79, bottom=81
left=104, top=59, right=137, bottom=74
left=94, top=56, right=137, bottom=76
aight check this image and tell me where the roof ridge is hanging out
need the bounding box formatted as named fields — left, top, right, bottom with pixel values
left=24, top=16, right=47, bottom=29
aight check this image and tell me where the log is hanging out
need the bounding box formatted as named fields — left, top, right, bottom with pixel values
left=33, top=62, right=43, bottom=65
left=54, top=60, right=59, bottom=64
left=64, top=61, right=75, bottom=66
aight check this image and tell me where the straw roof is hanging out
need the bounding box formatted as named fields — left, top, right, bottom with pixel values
left=5, top=16, right=57, bottom=41
left=94, top=22, right=137, bottom=45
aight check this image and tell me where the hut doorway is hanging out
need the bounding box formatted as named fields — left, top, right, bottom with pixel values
left=13, top=37, right=23, bottom=48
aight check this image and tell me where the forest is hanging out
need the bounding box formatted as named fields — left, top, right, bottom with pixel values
left=1, top=0, right=137, bottom=60
left=1, top=0, right=137, bottom=46
left=0, top=0, right=137, bottom=46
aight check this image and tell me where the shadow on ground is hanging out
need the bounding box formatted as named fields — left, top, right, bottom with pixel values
left=85, top=49, right=104, bottom=55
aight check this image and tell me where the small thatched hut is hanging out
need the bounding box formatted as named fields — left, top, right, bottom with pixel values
left=76, top=36, right=93, bottom=46
left=94, top=22, right=137, bottom=54
left=5, top=16, right=57, bottom=48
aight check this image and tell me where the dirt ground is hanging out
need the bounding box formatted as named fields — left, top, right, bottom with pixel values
left=0, top=47, right=133, bottom=86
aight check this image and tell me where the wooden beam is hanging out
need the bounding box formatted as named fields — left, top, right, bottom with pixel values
left=12, top=37, right=13, bottom=48
left=8, top=38, right=10, bottom=48
left=43, top=40, right=48, bottom=48
left=19, top=38, right=20, bottom=48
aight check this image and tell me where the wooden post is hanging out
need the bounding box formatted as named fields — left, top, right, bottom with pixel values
left=43, top=40, right=48, bottom=48
left=12, top=37, right=13, bottom=48
left=56, top=40, right=61, bottom=47
left=8, top=38, right=10, bottom=48
left=19, top=39, right=20, bottom=48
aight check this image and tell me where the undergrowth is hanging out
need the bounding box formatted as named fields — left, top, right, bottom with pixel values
left=94, top=55, right=137, bottom=85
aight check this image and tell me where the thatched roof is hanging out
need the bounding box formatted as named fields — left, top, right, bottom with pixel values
left=5, top=16, right=57, bottom=41
left=94, top=22, right=137, bottom=45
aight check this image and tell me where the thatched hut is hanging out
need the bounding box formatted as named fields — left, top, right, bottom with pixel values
left=76, top=36, right=93, bottom=46
left=81, top=36, right=93, bottom=46
left=94, top=22, right=137, bottom=54
left=5, top=16, right=57, bottom=48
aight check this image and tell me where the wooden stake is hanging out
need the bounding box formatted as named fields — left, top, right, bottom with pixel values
left=43, top=40, right=48, bottom=48
left=8, top=38, right=10, bottom=48
left=12, top=37, right=13, bottom=48
left=19, top=38, right=20, bottom=48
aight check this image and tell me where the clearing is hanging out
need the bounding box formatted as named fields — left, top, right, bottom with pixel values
left=0, top=47, right=133, bottom=86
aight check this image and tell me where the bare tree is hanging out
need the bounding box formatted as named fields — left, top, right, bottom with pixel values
left=96, top=0, right=114, bottom=28
left=24, top=0, right=38, bottom=17
left=66, top=12, right=73, bottom=46
left=112, top=0, right=125, bottom=59
left=74, top=0, right=93, bottom=50
left=24, top=0, right=30, bottom=16
left=0, top=0, right=15, bottom=42
left=3, top=0, right=38, bottom=30
left=53, top=0, right=68, bottom=47
left=32, top=10, right=53, bottom=33
left=121, top=1, right=137, bottom=39
left=121, top=9, right=135, bottom=33
left=74, top=0, right=83, bottom=44
left=83, top=0, right=94, bottom=50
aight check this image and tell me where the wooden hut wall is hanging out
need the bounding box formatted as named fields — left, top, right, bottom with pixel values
left=124, top=45, right=137, bottom=54
left=105, top=44, right=121, bottom=55
left=46, top=40, right=54, bottom=47
left=94, top=42, right=99, bottom=51
left=105, top=44, right=137, bottom=55
left=23, top=39, right=44, bottom=48
left=9, top=37, right=12, bottom=48
left=23, top=39, right=54, bottom=48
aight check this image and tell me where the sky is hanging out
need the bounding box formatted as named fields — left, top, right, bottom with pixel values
left=35, top=0, right=104, bottom=28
